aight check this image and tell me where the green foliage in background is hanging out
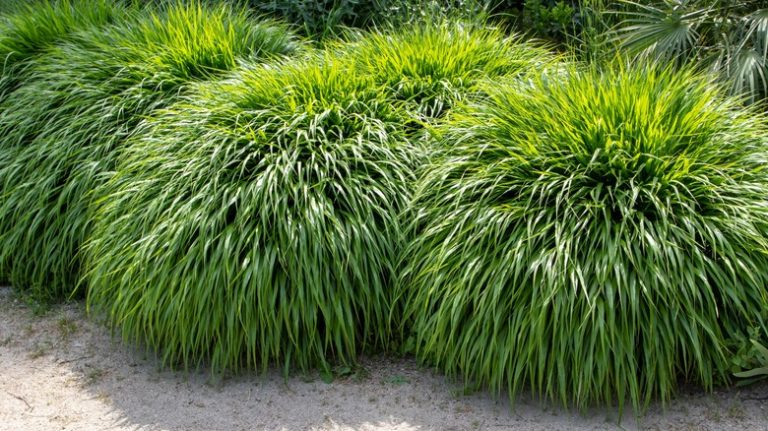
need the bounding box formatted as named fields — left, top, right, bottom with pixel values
left=607, top=0, right=768, bottom=104
left=85, top=55, right=418, bottom=373
left=399, top=64, right=768, bottom=410
left=0, top=1, right=300, bottom=300
left=248, top=0, right=493, bottom=40
left=520, top=0, right=575, bottom=41
left=376, top=0, right=489, bottom=26
left=730, top=324, right=768, bottom=385
left=344, top=21, right=555, bottom=126
left=249, top=0, right=380, bottom=40
left=734, top=339, right=768, bottom=383
left=476, top=0, right=612, bottom=61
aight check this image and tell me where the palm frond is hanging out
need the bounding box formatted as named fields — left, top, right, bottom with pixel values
left=610, top=0, right=710, bottom=65
left=607, top=1, right=768, bottom=103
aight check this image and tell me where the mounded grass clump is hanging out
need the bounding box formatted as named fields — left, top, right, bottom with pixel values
left=0, top=2, right=301, bottom=299
left=400, top=65, right=768, bottom=410
left=345, top=22, right=554, bottom=123
left=0, top=0, right=126, bottom=99
left=85, top=56, right=418, bottom=372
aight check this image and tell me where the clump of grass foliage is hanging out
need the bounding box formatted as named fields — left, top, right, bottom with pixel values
left=0, top=1, right=300, bottom=299
left=344, top=21, right=554, bottom=124
left=84, top=55, right=418, bottom=373
left=399, top=64, right=768, bottom=410
left=0, top=1, right=24, bottom=14
left=0, top=0, right=126, bottom=100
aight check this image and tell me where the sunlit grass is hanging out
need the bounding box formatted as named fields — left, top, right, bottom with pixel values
left=0, top=0, right=127, bottom=100
left=343, top=21, right=556, bottom=124
left=84, top=53, right=419, bottom=373
left=399, top=64, right=768, bottom=411
left=0, top=1, right=301, bottom=299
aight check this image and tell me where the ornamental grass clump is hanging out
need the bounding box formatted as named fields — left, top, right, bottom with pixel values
left=400, top=65, right=768, bottom=410
left=0, top=1, right=300, bottom=299
left=84, top=56, right=417, bottom=373
left=0, top=0, right=125, bottom=99
left=345, top=22, right=554, bottom=124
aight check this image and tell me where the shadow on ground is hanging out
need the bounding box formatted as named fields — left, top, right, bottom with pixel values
left=1, top=286, right=766, bottom=431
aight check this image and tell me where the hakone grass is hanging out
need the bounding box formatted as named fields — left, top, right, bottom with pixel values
left=0, top=1, right=301, bottom=299
left=0, top=0, right=129, bottom=282
left=342, top=21, right=556, bottom=125
left=84, top=54, right=419, bottom=373
left=0, top=1, right=25, bottom=14
left=398, top=64, right=768, bottom=411
left=0, top=0, right=128, bottom=100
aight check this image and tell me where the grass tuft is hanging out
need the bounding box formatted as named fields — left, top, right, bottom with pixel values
left=343, top=21, right=555, bottom=125
left=0, top=1, right=301, bottom=299
left=84, top=54, right=418, bottom=373
left=399, top=64, right=768, bottom=411
left=0, top=0, right=127, bottom=99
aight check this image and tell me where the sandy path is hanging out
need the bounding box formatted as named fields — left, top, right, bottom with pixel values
left=1, top=286, right=766, bottom=431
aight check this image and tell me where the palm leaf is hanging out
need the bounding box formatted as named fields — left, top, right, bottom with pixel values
left=610, top=0, right=710, bottom=64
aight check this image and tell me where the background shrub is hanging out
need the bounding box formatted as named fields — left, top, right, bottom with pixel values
left=0, top=1, right=300, bottom=299
left=248, top=0, right=491, bottom=40
left=374, top=0, right=489, bottom=26
left=606, top=0, right=768, bottom=104
left=85, top=55, right=417, bottom=372
left=399, top=64, right=768, bottom=410
left=249, top=0, right=380, bottom=40
left=510, top=0, right=577, bottom=42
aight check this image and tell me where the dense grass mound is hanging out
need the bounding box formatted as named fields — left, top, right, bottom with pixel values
left=0, top=2, right=300, bottom=299
left=400, top=65, right=768, bottom=410
left=345, top=22, right=553, bottom=123
left=0, top=0, right=126, bottom=99
left=84, top=56, right=417, bottom=372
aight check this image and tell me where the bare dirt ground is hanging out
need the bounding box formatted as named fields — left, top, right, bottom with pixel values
left=1, top=286, right=767, bottom=431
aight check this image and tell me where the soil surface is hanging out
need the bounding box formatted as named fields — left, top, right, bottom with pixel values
left=1, top=286, right=767, bottom=431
